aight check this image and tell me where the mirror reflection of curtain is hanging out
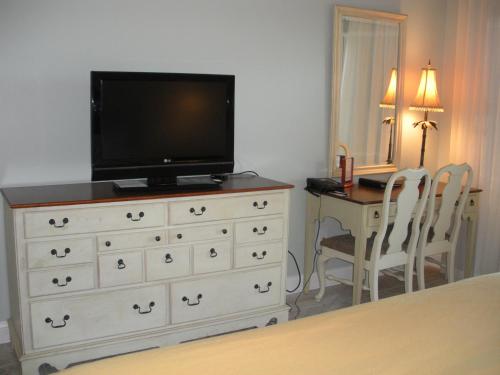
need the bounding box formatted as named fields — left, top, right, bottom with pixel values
left=448, top=0, right=500, bottom=273
left=338, top=17, right=398, bottom=166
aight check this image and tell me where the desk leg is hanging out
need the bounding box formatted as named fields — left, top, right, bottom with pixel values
left=464, top=215, right=478, bottom=278
left=304, top=193, right=320, bottom=294
left=352, top=228, right=368, bottom=305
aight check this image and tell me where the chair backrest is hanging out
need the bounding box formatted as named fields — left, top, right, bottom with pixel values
left=371, top=168, right=431, bottom=263
left=420, top=163, right=473, bottom=247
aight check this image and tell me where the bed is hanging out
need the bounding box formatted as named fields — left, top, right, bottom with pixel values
left=61, top=273, right=500, bottom=374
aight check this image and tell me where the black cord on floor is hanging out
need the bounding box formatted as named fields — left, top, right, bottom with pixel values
left=291, top=195, right=323, bottom=320
left=286, top=250, right=301, bottom=293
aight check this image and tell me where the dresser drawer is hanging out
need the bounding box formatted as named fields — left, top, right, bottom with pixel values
left=98, top=230, right=166, bottom=251
left=28, top=265, right=95, bottom=297
left=235, top=218, right=284, bottom=244
left=234, top=241, right=283, bottom=268
left=146, top=245, right=191, bottom=281
left=169, top=223, right=232, bottom=244
left=171, top=266, right=281, bottom=324
left=98, top=251, right=143, bottom=288
left=24, top=203, right=165, bottom=239
left=169, top=198, right=233, bottom=225
left=231, top=193, right=284, bottom=218
left=30, top=285, right=166, bottom=349
left=168, top=193, right=284, bottom=225
left=193, top=240, right=231, bottom=275
left=27, top=238, right=95, bottom=269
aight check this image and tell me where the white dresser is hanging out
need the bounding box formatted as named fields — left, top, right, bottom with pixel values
left=1, top=176, right=293, bottom=374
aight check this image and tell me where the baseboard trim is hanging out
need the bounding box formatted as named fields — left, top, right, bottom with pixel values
left=0, top=320, right=10, bottom=344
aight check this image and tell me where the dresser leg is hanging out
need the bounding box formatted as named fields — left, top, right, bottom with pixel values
left=38, top=363, right=59, bottom=375
left=21, top=360, right=59, bottom=375
left=265, top=317, right=278, bottom=326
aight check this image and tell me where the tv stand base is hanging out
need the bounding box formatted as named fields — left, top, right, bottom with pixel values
left=113, top=176, right=220, bottom=192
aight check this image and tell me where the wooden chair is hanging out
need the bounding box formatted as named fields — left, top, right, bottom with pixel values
left=315, top=168, right=431, bottom=302
left=416, top=163, right=473, bottom=290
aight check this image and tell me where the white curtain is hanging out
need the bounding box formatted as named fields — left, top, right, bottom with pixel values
left=338, top=17, right=398, bottom=165
left=449, top=0, right=500, bottom=274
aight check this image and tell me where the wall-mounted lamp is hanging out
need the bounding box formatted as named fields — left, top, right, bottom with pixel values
left=409, top=60, right=443, bottom=167
left=380, top=68, right=397, bottom=164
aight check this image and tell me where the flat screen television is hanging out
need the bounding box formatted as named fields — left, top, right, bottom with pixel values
left=91, top=71, right=234, bottom=189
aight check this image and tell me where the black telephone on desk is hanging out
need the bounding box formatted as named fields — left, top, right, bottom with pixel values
left=305, top=178, right=345, bottom=195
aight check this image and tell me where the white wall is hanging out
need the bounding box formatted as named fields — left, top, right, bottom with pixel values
left=0, top=0, right=446, bottom=321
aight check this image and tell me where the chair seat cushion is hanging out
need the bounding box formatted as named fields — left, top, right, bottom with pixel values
left=320, top=223, right=411, bottom=261
left=320, top=234, right=390, bottom=260
left=426, top=227, right=450, bottom=242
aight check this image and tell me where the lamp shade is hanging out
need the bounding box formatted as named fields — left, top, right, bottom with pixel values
left=380, top=68, right=397, bottom=109
left=409, top=61, right=444, bottom=112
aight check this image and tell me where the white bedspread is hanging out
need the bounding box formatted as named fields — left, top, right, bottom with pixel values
left=62, top=273, right=500, bottom=374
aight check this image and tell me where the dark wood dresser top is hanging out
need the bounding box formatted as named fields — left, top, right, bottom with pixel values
left=1, top=176, right=294, bottom=209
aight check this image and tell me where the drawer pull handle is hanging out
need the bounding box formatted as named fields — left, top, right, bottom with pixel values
left=105, top=241, right=111, bottom=247
left=209, top=248, right=218, bottom=258
left=133, top=301, right=155, bottom=314
left=221, top=228, right=228, bottom=235
left=177, top=233, right=183, bottom=239
left=48, top=218, right=69, bottom=228
left=253, top=200, right=268, bottom=209
left=52, top=276, right=72, bottom=287
left=254, top=281, right=272, bottom=293
left=182, top=294, right=203, bottom=306
left=470, top=199, right=475, bottom=207
left=374, top=211, right=380, bottom=219
left=126, top=211, right=144, bottom=222
left=45, top=315, right=70, bottom=329
left=252, top=226, right=268, bottom=235
left=189, top=206, right=207, bottom=216
left=165, top=253, right=173, bottom=263
left=50, top=248, right=70, bottom=258
left=117, top=259, right=126, bottom=269
left=252, top=251, right=267, bottom=260
left=155, top=236, right=161, bottom=242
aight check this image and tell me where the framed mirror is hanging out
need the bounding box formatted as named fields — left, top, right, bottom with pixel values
left=329, top=6, right=407, bottom=176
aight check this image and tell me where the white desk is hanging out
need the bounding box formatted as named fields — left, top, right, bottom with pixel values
left=304, top=183, right=481, bottom=305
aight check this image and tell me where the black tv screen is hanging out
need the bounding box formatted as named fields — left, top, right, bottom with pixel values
left=91, top=71, right=234, bottom=182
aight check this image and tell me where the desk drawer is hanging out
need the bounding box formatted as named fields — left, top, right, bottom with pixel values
left=367, top=205, right=397, bottom=227
left=235, top=218, right=283, bottom=244
left=169, top=193, right=284, bottom=225
left=98, top=230, right=166, bottom=252
left=27, top=238, right=95, bottom=269
left=464, top=193, right=479, bottom=214
left=146, top=245, right=191, bottom=281
left=24, top=203, right=165, bottom=238
left=98, top=251, right=143, bottom=288
left=28, top=265, right=95, bottom=297
left=30, top=285, right=166, bottom=349
left=171, top=266, right=281, bottom=324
